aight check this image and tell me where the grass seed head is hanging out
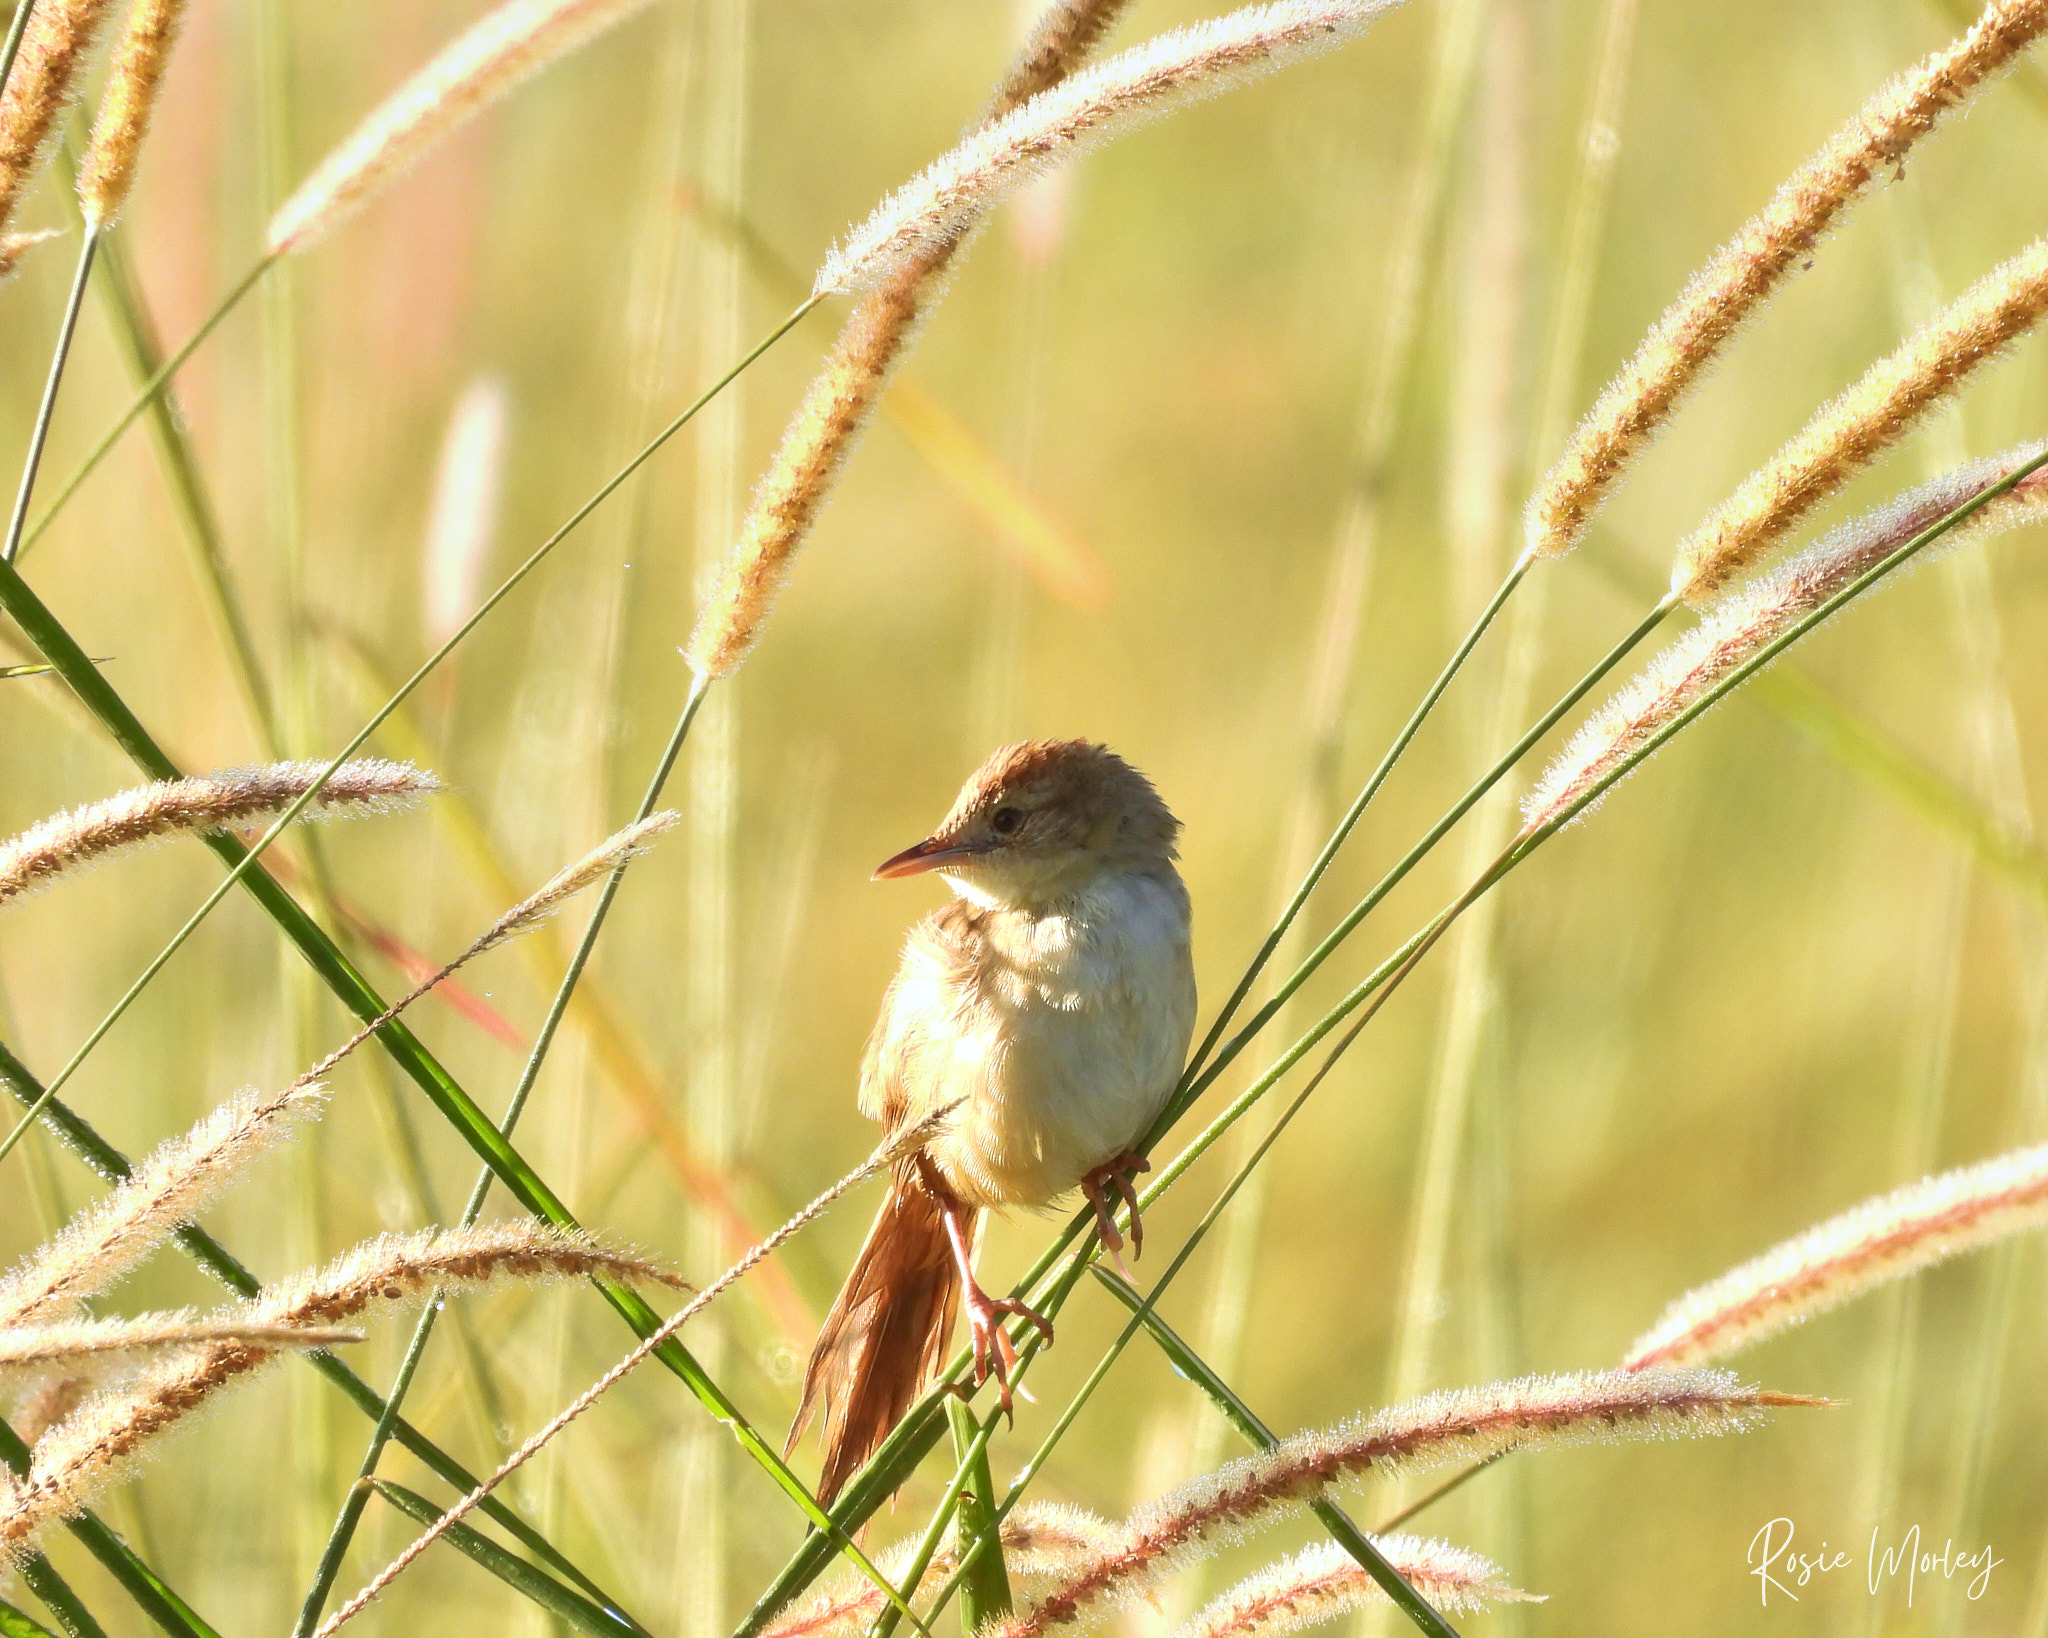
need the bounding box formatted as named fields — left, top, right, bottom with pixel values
left=1523, top=446, right=2048, bottom=832
left=1174, top=1536, right=1540, bottom=1638
left=0, top=0, right=118, bottom=240
left=1670, top=236, right=2048, bottom=602
left=0, top=759, right=439, bottom=906
left=683, top=0, right=1139, bottom=683
left=814, top=0, right=1399, bottom=298
left=266, top=0, right=661, bottom=255
left=0, top=226, right=61, bottom=278
left=0, top=1313, right=361, bottom=1371
left=1628, top=1139, right=2048, bottom=1369
left=992, top=1368, right=1810, bottom=1637
left=1525, top=0, right=2048, bottom=560
left=76, top=0, right=188, bottom=226
left=0, top=1222, right=676, bottom=1566
left=0, top=1081, right=330, bottom=1330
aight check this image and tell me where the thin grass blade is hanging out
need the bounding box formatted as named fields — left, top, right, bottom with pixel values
left=0, top=1599, right=61, bottom=1638
left=371, top=1482, right=645, bottom=1638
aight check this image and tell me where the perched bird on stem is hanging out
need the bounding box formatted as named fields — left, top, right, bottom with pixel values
left=788, top=739, right=1197, bottom=1505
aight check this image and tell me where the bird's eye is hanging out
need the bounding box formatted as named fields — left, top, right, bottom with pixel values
left=991, top=806, right=1024, bottom=836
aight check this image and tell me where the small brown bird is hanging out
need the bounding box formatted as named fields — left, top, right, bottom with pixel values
left=788, top=739, right=1197, bottom=1505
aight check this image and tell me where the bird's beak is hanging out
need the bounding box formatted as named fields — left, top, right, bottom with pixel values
left=872, top=836, right=981, bottom=880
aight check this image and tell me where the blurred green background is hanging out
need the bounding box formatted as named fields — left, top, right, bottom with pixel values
left=3, top=0, right=2047, bottom=1631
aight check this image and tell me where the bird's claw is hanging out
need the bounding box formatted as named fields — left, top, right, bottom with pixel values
left=963, top=1285, right=1053, bottom=1420
left=1082, top=1152, right=1152, bottom=1272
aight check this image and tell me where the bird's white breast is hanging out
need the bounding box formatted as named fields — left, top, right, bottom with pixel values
left=865, top=868, right=1196, bottom=1211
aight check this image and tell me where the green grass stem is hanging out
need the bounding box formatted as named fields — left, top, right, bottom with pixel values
left=1186, top=553, right=1533, bottom=1084
left=946, top=1396, right=1013, bottom=1628
left=13, top=254, right=276, bottom=563
left=10, top=1561, right=104, bottom=1638
left=1, top=227, right=97, bottom=566
left=0, top=1597, right=62, bottom=1637
left=1160, top=591, right=1677, bottom=1139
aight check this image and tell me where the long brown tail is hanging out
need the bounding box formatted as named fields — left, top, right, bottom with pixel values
left=787, top=1163, right=963, bottom=1507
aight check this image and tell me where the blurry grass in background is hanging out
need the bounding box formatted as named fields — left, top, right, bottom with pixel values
left=2, top=0, right=2047, bottom=1631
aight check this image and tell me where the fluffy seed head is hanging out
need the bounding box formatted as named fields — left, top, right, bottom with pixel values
left=0, top=1081, right=330, bottom=1329
left=0, top=759, right=439, bottom=907
left=0, top=1222, right=676, bottom=1566
left=0, top=0, right=119, bottom=239
left=469, top=810, right=681, bottom=957
left=990, top=1369, right=1813, bottom=1637
left=1523, top=447, right=2048, bottom=832
left=266, top=0, right=661, bottom=255
left=76, top=0, right=187, bottom=226
left=1174, top=1536, right=1540, bottom=1638
left=996, top=0, right=1136, bottom=117
left=815, top=0, right=1399, bottom=297
left=1627, top=1140, right=2048, bottom=1370
left=1526, top=0, right=2048, bottom=559
left=1670, top=235, right=2048, bottom=602
left=682, top=0, right=1134, bottom=683
left=0, top=1313, right=361, bottom=1372
left=682, top=266, right=944, bottom=681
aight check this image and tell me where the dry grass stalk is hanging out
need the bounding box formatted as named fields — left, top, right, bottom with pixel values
left=763, top=1501, right=1119, bottom=1638
left=0, top=0, right=117, bottom=257
left=1671, top=235, right=2048, bottom=601
left=0, top=1081, right=331, bottom=1330
left=0, top=1314, right=361, bottom=1370
left=310, top=1105, right=960, bottom=1634
left=1525, top=0, right=2048, bottom=559
left=991, top=1369, right=1814, bottom=1638
left=1522, top=447, right=2048, bottom=831
left=1627, top=1139, right=2048, bottom=1370
left=815, top=0, right=1398, bottom=297
left=266, top=0, right=660, bottom=255
left=75, top=0, right=187, bottom=226
left=1174, top=1536, right=1540, bottom=1638
left=0, top=759, right=438, bottom=906
left=682, top=0, right=1133, bottom=683
left=0, top=1222, right=676, bottom=1566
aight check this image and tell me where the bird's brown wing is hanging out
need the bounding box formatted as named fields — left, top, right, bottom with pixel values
left=856, top=897, right=991, bottom=1138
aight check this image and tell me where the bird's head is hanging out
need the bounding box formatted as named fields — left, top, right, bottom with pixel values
left=874, top=739, right=1180, bottom=909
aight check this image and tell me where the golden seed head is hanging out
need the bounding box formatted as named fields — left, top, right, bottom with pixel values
left=76, top=0, right=187, bottom=227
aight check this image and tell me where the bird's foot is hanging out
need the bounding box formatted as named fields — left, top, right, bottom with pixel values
left=1081, top=1152, right=1152, bottom=1272
left=962, top=1280, right=1054, bottom=1419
